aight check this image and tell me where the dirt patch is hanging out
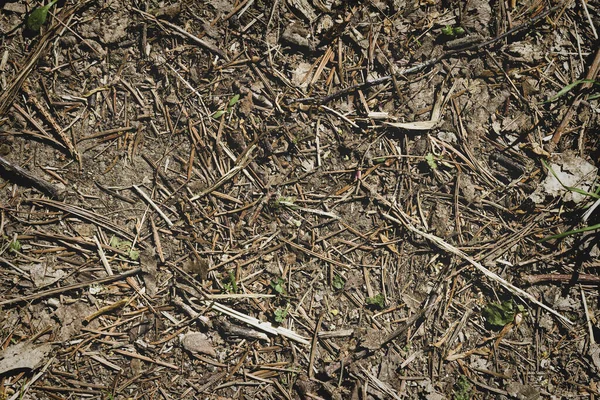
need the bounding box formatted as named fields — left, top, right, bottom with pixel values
left=0, top=0, right=599, bottom=398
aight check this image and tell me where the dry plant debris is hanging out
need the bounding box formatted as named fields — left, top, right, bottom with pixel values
left=0, top=0, right=599, bottom=398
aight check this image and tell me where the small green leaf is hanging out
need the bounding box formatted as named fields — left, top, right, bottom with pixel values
left=128, top=249, right=140, bottom=261
left=223, top=270, right=238, bottom=293
left=332, top=274, right=345, bottom=290
left=270, top=277, right=286, bottom=295
left=26, top=0, right=57, bottom=32
left=481, top=301, right=525, bottom=329
left=425, top=153, right=437, bottom=170
left=454, top=26, right=465, bottom=35
left=441, top=25, right=454, bottom=36
left=453, top=375, right=472, bottom=400
left=9, top=239, right=21, bottom=253
left=212, top=110, right=225, bottom=119
left=273, top=307, right=288, bottom=323
left=539, top=222, right=600, bottom=242
left=365, top=293, right=385, bottom=309
left=109, top=236, right=139, bottom=261
left=228, top=94, right=240, bottom=107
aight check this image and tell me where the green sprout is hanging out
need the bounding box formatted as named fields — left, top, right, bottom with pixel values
left=9, top=239, right=21, bottom=253
left=453, top=375, right=472, bottom=400
left=109, top=236, right=139, bottom=261
left=365, top=293, right=385, bottom=309
left=441, top=25, right=465, bottom=37
left=425, top=153, right=438, bottom=170
left=332, top=274, right=345, bottom=290
left=543, top=79, right=599, bottom=104
left=273, top=306, right=289, bottom=323
left=274, top=196, right=298, bottom=210
left=482, top=300, right=526, bottom=330
left=212, top=94, right=240, bottom=119
left=223, top=270, right=238, bottom=293
left=270, top=277, right=287, bottom=295
left=538, top=159, right=600, bottom=242
left=26, top=0, right=57, bottom=32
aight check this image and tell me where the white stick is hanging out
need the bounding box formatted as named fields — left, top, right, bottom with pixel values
left=132, top=185, right=174, bottom=228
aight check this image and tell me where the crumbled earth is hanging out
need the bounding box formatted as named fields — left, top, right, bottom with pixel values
left=0, top=0, right=599, bottom=398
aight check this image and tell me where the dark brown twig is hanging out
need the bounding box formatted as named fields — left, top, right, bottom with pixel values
left=0, top=268, right=142, bottom=306
left=0, top=155, right=61, bottom=198
left=522, top=273, right=600, bottom=285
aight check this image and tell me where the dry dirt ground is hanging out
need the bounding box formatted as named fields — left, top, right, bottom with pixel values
left=0, top=0, right=599, bottom=398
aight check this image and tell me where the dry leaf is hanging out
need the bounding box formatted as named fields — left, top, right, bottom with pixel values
left=181, top=332, right=217, bottom=357
left=0, top=342, right=52, bottom=374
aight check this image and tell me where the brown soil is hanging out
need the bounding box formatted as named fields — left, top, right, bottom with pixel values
left=0, top=0, right=599, bottom=398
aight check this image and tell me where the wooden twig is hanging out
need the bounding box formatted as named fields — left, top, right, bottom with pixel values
left=308, top=312, right=325, bottom=378
left=359, top=181, right=573, bottom=325
left=0, top=155, right=61, bottom=198
left=133, top=185, right=174, bottom=228
left=0, top=2, right=83, bottom=116
left=21, top=82, right=81, bottom=164
left=83, top=298, right=129, bottom=325
left=27, top=199, right=135, bottom=242
left=0, top=268, right=142, bottom=306
left=113, top=349, right=179, bottom=370
left=522, top=273, right=600, bottom=285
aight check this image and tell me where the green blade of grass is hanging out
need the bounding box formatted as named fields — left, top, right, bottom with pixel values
left=539, top=222, right=600, bottom=242
left=541, top=159, right=600, bottom=200
left=543, top=79, right=599, bottom=103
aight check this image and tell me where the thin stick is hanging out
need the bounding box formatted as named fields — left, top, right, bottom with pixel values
left=382, top=212, right=573, bottom=325
left=83, top=298, right=129, bottom=325
left=113, top=349, right=178, bottom=370
left=94, top=235, right=113, bottom=275
left=132, top=185, right=174, bottom=228
left=522, top=273, right=600, bottom=285
left=0, top=268, right=142, bottom=306
left=308, top=312, right=325, bottom=378
left=133, top=8, right=228, bottom=60
left=0, top=155, right=61, bottom=198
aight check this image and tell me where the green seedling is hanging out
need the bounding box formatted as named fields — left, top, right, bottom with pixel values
left=273, top=306, right=289, bottom=323
left=453, top=375, right=472, bottom=400
left=332, top=274, right=345, bottom=290
left=109, top=236, right=140, bottom=261
left=270, top=277, right=287, bottom=295
left=441, top=25, right=465, bottom=37
left=274, top=196, right=298, bottom=210
left=425, top=153, right=438, bottom=170
left=365, top=293, right=385, bottom=309
left=212, top=94, right=240, bottom=119
left=482, top=300, right=525, bottom=329
left=538, top=159, right=600, bottom=242
left=223, top=270, right=238, bottom=293
left=541, top=159, right=599, bottom=200
left=9, top=239, right=21, bottom=253
left=26, top=0, right=57, bottom=32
